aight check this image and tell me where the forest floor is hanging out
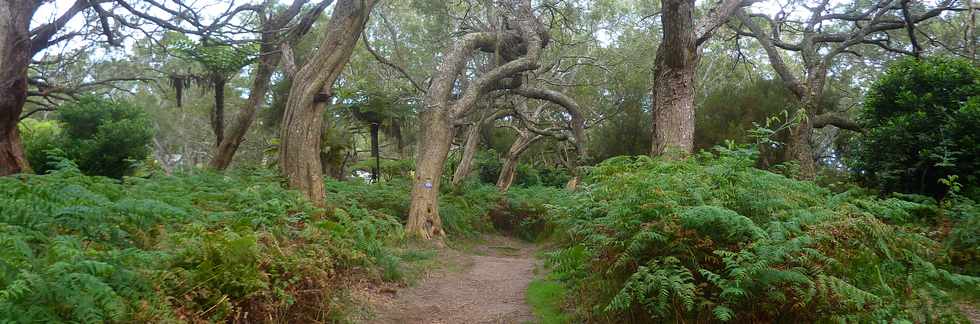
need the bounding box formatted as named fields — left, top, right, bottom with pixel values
left=356, top=234, right=540, bottom=324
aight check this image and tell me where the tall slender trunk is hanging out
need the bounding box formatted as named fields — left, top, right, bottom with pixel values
left=650, top=0, right=699, bottom=157
left=451, top=122, right=482, bottom=189
left=279, top=0, right=376, bottom=208
left=369, top=122, right=380, bottom=182
left=0, top=0, right=35, bottom=175
left=406, top=111, right=453, bottom=239
left=210, top=77, right=226, bottom=146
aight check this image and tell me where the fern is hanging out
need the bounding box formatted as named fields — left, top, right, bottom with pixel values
left=543, top=150, right=979, bottom=323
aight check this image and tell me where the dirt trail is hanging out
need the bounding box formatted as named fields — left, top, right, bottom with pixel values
left=364, top=235, right=538, bottom=324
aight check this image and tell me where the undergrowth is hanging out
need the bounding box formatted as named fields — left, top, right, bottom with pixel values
left=545, top=147, right=980, bottom=323
left=0, top=160, right=405, bottom=322
left=324, top=178, right=501, bottom=238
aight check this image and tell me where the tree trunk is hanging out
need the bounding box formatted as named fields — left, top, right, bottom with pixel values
left=786, top=117, right=816, bottom=179
left=650, top=0, right=698, bottom=157
left=451, top=122, right=482, bottom=189
left=209, top=49, right=278, bottom=170
left=497, top=155, right=519, bottom=192
left=0, top=0, right=35, bottom=175
left=279, top=0, right=376, bottom=208
left=496, top=133, right=537, bottom=193
left=406, top=110, right=453, bottom=239
left=210, top=77, right=226, bottom=146
left=370, top=122, right=380, bottom=182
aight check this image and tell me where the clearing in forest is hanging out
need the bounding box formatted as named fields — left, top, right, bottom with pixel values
left=362, top=235, right=539, bottom=324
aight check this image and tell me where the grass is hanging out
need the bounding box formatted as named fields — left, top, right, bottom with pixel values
left=526, top=279, right=570, bottom=324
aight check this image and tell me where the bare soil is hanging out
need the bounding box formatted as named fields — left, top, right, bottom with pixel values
left=360, top=235, right=538, bottom=324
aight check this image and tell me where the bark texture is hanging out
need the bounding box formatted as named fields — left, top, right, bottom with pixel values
left=279, top=0, right=376, bottom=207
left=651, top=0, right=698, bottom=156
left=650, top=0, right=747, bottom=157
left=0, top=0, right=36, bottom=175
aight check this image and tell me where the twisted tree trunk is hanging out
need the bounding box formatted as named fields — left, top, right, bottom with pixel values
left=0, top=0, right=36, bottom=175
left=406, top=0, right=546, bottom=239
left=279, top=0, right=376, bottom=207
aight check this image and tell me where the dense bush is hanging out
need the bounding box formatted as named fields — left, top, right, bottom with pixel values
left=58, top=96, right=154, bottom=178
left=21, top=96, right=154, bottom=178
left=546, top=148, right=978, bottom=323
left=847, top=56, right=979, bottom=198
left=18, top=118, right=62, bottom=174
left=0, top=160, right=404, bottom=322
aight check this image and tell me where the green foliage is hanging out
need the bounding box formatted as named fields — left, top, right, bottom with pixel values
left=324, top=178, right=501, bottom=238
left=502, top=186, right=572, bottom=241
left=944, top=196, right=980, bottom=276
left=848, top=56, right=980, bottom=198
left=32, top=96, right=154, bottom=178
left=527, top=279, right=571, bottom=324
left=545, top=150, right=978, bottom=323
left=0, top=160, right=404, bottom=322
left=168, top=37, right=258, bottom=76
left=18, top=118, right=62, bottom=175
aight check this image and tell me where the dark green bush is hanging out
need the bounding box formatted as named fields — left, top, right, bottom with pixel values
left=21, top=96, right=154, bottom=178
left=546, top=148, right=978, bottom=323
left=847, top=57, right=980, bottom=198
left=58, top=96, right=154, bottom=178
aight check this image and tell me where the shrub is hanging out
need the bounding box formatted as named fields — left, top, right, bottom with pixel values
left=22, top=96, right=155, bottom=178
left=18, top=118, right=63, bottom=174
left=0, top=160, right=404, bottom=322
left=546, top=148, right=978, bottom=323
left=847, top=56, right=980, bottom=198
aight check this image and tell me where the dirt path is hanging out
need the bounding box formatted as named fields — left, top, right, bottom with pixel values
left=363, top=235, right=538, bottom=324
